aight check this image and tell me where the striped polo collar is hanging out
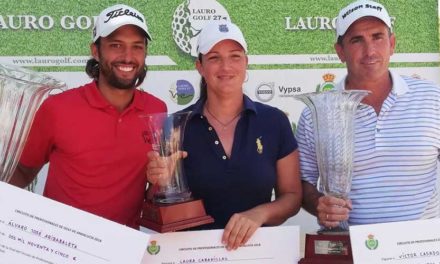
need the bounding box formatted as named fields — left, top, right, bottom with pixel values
left=336, top=70, right=409, bottom=96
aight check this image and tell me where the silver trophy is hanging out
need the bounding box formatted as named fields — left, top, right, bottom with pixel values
left=0, top=64, right=66, bottom=185
left=139, top=111, right=214, bottom=232
left=141, top=111, right=192, bottom=204
left=296, top=89, right=369, bottom=232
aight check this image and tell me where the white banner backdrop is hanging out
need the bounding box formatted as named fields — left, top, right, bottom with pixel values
left=47, top=66, right=440, bottom=124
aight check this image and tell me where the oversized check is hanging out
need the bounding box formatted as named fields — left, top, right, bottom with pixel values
left=0, top=181, right=149, bottom=264
left=350, top=219, right=440, bottom=264
left=142, top=225, right=300, bottom=264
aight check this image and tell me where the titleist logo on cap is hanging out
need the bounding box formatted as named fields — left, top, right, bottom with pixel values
left=104, top=7, right=144, bottom=23
left=341, top=3, right=383, bottom=19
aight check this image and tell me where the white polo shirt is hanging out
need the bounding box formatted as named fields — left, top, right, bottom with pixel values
left=297, top=71, right=440, bottom=225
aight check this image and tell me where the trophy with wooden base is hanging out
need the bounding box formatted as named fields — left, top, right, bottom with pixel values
left=296, top=90, right=369, bottom=264
left=138, top=111, right=213, bottom=233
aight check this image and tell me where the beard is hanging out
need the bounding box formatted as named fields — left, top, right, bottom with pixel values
left=98, top=54, right=146, bottom=90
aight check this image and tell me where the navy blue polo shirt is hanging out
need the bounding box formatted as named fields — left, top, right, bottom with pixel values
left=181, top=95, right=298, bottom=229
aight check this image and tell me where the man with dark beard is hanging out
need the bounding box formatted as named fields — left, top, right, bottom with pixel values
left=9, top=4, right=166, bottom=229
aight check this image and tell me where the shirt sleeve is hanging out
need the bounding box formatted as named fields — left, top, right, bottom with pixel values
left=276, top=110, right=298, bottom=160
left=295, top=108, right=319, bottom=186
left=19, top=98, right=55, bottom=168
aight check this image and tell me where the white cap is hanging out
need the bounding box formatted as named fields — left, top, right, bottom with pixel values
left=197, top=20, right=248, bottom=55
left=336, top=0, right=392, bottom=38
left=93, top=4, right=152, bottom=42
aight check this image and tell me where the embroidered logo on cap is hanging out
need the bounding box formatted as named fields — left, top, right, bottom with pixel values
left=104, top=7, right=144, bottom=24
left=341, top=3, right=384, bottom=20
left=219, top=24, right=229, bottom=33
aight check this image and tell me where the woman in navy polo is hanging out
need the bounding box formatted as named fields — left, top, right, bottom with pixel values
left=147, top=21, right=302, bottom=250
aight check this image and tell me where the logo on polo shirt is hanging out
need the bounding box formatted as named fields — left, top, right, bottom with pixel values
left=142, top=130, right=152, bottom=144
left=169, top=79, right=195, bottom=105
left=256, top=136, right=263, bottom=154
